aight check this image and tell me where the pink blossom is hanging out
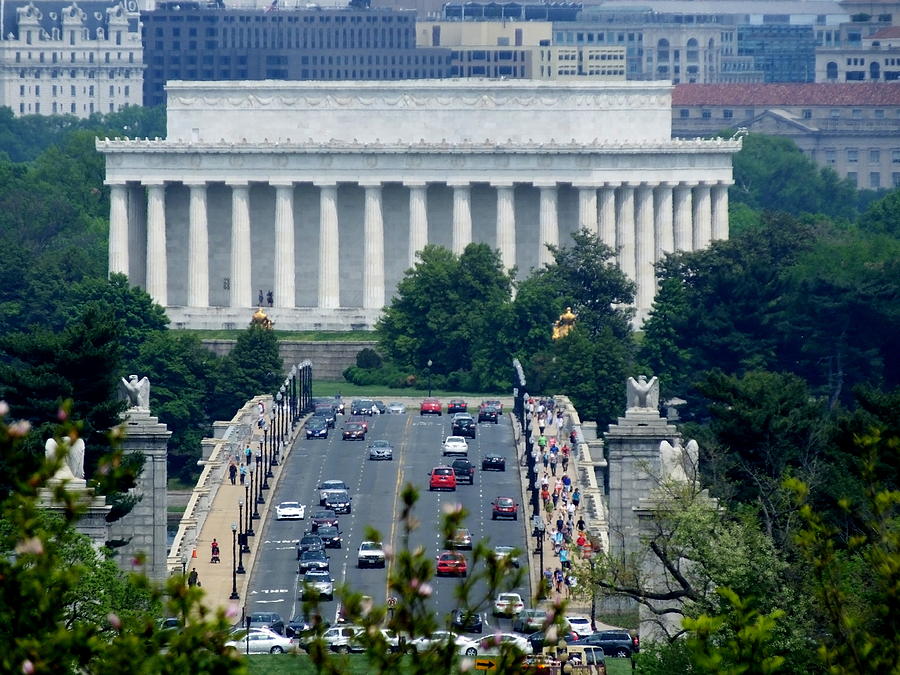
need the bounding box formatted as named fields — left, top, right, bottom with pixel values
left=57, top=408, right=68, bottom=422
left=0, top=401, right=9, bottom=417
left=226, top=603, right=240, bottom=619
left=21, top=660, right=35, bottom=674
left=107, top=613, right=122, bottom=630
left=8, top=420, right=31, bottom=437
left=417, top=583, right=433, bottom=598
left=441, top=502, right=463, bottom=515
left=15, top=537, right=44, bottom=556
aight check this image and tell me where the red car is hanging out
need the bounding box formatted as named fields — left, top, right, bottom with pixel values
left=420, top=398, right=442, bottom=416
left=347, top=415, right=369, bottom=432
left=435, top=551, right=467, bottom=577
left=447, top=399, right=468, bottom=414
left=491, top=496, right=519, bottom=520
left=429, top=466, right=457, bottom=491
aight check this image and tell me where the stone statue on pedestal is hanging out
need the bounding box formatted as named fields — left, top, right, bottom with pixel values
left=44, top=437, right=87, bottom=485
left=119, top=374, right=150, bottom=409
left=626, top=375, right=659, bottom=411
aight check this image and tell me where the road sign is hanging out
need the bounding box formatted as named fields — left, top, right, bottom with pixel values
left=474, top=659, right=496, bottom=670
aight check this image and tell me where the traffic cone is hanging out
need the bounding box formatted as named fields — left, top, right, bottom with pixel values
left=191, top=548, right=197, bottom=559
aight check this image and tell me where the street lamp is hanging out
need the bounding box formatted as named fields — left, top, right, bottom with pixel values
left=290, top=365, right=298, bottom=427
left=229, top=522, right=239, bottom=600
left=249, top=464, right=261, bottom=519
left=589, top=556, right=597, bottom=632
left=270, top=408, right=279, bottom=466
left=253, top=460, right=263, bottom=511
left=239, top=499, right=250, bottom=553
left=427, top=359, right=433, bottom=398
left=244, top=473, right=254, bottom=536
left=237, top=503, right=247, bottom=574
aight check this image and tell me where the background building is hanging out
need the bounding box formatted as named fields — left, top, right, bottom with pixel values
left=0, top=0, right=143, bottom=117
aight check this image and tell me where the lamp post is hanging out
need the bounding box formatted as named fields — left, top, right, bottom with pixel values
left=427, top=359, right=433, bottom=398
left=290, top=365, right=298, bottom=427
left=253, top=460, right=263, bottom=511
left=236, top=502, right=247, bottom=574
left=270, top=407, right=279, bottom=466
left=589, top=556, right=597, bottom=632
left=244, top=475, right=254, bottom=536
left=250, top=465, right=261, bottom=519
left=239, top=499, right=250, bottom=553
left=229, top=522, right=239, bottom=600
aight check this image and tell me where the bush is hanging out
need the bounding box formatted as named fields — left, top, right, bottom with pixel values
left=356, top=348, right=383, bottom=370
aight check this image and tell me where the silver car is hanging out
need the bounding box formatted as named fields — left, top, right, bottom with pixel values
left=300, top=570, right=334, bottom=601
left=226, top=627, right=294, bottom=654
left=368, top=439, right=394, bottom=460
left=386, top=402, right=406, bottom=414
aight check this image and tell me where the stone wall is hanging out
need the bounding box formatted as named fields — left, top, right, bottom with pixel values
left=201, top=339, right=377, bottom=381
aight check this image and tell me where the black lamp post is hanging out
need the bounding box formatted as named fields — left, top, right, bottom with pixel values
left=290, top=365, right=298, bottom=427
left=270, top=408, right=279, bottom=466
left=239, top=499, right=250, bottom=553
left=253, top=461, right=263, bottom=510
left=427, top=359, right=433, bottom=398
left=236, top=502, right=247, bottom=574
left=244, top=477, right=254, bottom=536
left=250, top=465, right=261, bottom=518
left=229, top=522, right=239, bottom=600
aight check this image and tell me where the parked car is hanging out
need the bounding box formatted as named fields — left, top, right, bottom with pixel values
left=320, top=625, right=365, bottom=653
left=420, top=398, right=442, bottom=416
left=323, top=490, right=351, bottom=514
left=299, top=570, right=334, bottom=601
left=429, top=466, right=457, bottom=491
left=357, top=541, right=386, bottom=568
left=436, top=551, right=468, bottom=577
left=482, top=454, right=506, bottom=471
left=566, top=616, right=594, bottom=637
left=442, top=436, right=469, bottom=457
left=451, top=458, right=475, bottom=485
left=478, top=405, right=500, bottom=423
left=448, top=399, right=468, bottom=414
left=513, top=608, right=548, bottom=634
left=451, top=609, right=484, bottom=634
left=310, top=509, right=339, bottom=531
left=342, top=422, right=366, bottom=440
left=226, top=627, right=294, bottom=654
left=491, top=496, right=520, bottom=520
left=316, top=525, right=342, bottom=548
left=318, top=480, right=349, bottom=505
left=451, top=413, right=477, bottom=438
left=351, top=399, right=376, bottom=416
left=491, top=545, right=521, bottom=569
left=466, top=633, right=532, bottom=656
left=493, top=592, right=525, bottom=617
left=305, top=416, right=329, bottom=439
left=275, top=501, right=306, bottom=521
left=543, top=644, right=607, bottom=672
left=297, top=549, right=330, bottom=573
left=296, top=534, right=324, bottom=558
left=579, top=630, right=640, bottom=657
left=245, top=612, right=285, bottom=635
left=314, top=405, right=337, bottom=428
left=409, top=631, right=477, bottom=653
left=386, top=402, right=406, bottom=414
left=367, top=439, right=394, bottom=461
left=526, top=628, right=579, bottom=653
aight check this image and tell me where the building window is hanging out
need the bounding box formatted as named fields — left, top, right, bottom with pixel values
left=892, top=149, right=900, bottom=163
left=825, top=148, right=836, bottom=165
left=847, top=148, right=859, bottom=163
left=723, top=109, right=733, bottom=119
left=802, top=109, right=812, bottom=119
left=847, top=171, right=857, bottom=186
left=875, top=109, right=885, bottom=118
left=852, top=109, right=862, bottom=119
left=870, top=172, right=880, bottom=189
left=870, top=149, right=880, bottom=163
left=893, top=172, right=900, bottom=187
left=702, top=109, right=711, bottom=119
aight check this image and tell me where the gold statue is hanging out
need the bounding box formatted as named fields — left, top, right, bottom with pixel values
left=251, top=307, right=274, bottom=330
left=552, top=307, right=577, bottom=340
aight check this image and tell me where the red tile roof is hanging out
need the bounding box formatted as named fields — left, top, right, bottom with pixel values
left=672, top=83, right=900, bottom=106
left=867, top=26, right=900, bottom=38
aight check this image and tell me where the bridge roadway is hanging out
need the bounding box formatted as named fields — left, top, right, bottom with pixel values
left=245, top=409, right=531, bottom=633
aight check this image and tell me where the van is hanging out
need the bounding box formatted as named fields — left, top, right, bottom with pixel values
left=543, top=642, right=607, bottom=674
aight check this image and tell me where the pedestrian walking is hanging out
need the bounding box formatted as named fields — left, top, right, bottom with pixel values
left=258, top=289, right=264, bottom=305
left=572, top=488, right=581, bottom=510
left=570, top=430, right=578, bottom=447
left=561, top=454, right=569, bottom=472
left=228, top=462, right=237, bottom=485
left=576, top=515, right=586, bottom=532
left=567, top=500, right=576, bottom=520
left=244, top=445, right=252, bottom=465
left=542, top=450, right=550, bottom=469
left=541, top=472, right=550, bottom=491
left=552, top=491, right=560, bottom=509
left=188, top=568, right=200, bottom=587
left=554, top=568, right=564, bottom=595
left=210, top=539, right=220, bottom=563
left=549, top=453, right=558, bottom=476
left=559, top=547, right=570, bottom=570
left=266, top=290, right=273, bottom=306
left=538, top=434, right=548, bottom=450
left=556, top=516, right=564, bottom=533
left=562, top=473, right=572, bottom=493
left=255, top=446, right=262, bottom=465
left=239, top=463, right=247, bottom=485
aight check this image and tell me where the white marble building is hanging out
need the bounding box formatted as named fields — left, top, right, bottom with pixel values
left=96, top=79, right=740, bottom=329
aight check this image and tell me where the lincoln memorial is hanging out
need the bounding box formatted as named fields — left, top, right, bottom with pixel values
left=96, top=80, right=740, bottom=329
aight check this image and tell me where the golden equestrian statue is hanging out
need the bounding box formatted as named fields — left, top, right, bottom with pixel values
left=552, top=307, right=577, bottom=340
left=251, top=307, right=274, bottom=330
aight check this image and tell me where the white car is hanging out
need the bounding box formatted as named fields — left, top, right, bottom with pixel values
left=442, top=436, right=469, bottom=457
left=357, top=541, right=386, bottom=568
left=386, top=402, right=406, bottom=414
left=493, top=592, right=525, bottom=617
left=566, top=615, right=594, bottom=637
left=226, top=627, right=294, bottom=654
left=318, top=479, right=349, bottom=505
left=491, top=545, right=521, bottom=568
left=275, top=501, right=306, bottom=520
left=409, top=630, right=476, bottom=653
left=463, top=632, right=532, bottom=656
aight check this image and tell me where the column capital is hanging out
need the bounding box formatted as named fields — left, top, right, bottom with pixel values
left=677, top=180, right=696, bottom=189
left=715, top=180, right=735, bottom=188
left=226, top=180, right=249, bottom=189
left=104, top=179, right=128, bottom=187
left=314, top=181, right=338, bottom=189
left=142, top=180, right=166, bottom=187
left=270, top=181, right=295, bottom=189
left=619, top=181, right=640, bottom=189
left=638, top=181, right=658, bottom=189
left=183, top=181, right=208, bottom=189
left=572, top=182, right=602, bottom=190
left=490, top=181, right=516, bottom=188
left=447, top=181, right=471, bottom=189
left=359, top=181, right=384, bottom=189
left=403, top=181, right=428, bottom=188
left=533, top=181, right=558, bottom=189
left=656, top=181, right=679, bottom=189
left=697, top=180, right=714, bottom=188
left=602, top=181, right=621, bottom=189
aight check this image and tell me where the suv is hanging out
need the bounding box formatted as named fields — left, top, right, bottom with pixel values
left=351, top=399, right=375, bottom=416
left=357, top=541, right=386, bottom=568
left=314, top=405, right=337, bottom=428
left=451, top=458, right=475, bottom=485
left=324, top=490, right=352, bottom=514
left=429, top=466, right=457, bottom=491
left=451, top=414, right=477, bottom=438
left=580, top=630, right=639, bottom=658
left=420, top=398, right=442, bottom=416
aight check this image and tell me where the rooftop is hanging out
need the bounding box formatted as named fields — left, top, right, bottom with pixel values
left=672, top=83, right=900, bottom=106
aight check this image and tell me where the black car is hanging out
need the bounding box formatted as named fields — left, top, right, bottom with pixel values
left=372, top=400, right=387, bottom=415
left=451, top=414, right=477, bottom=439
left=447, top=399, right=468, bottom=414
left=316, top=525, right=343, bottom=548
left=451, top=609, right=483, bottom=634
left=305, top=416, right=329, bottom=439
left=297, top=534, right=325, bottom=558
left=527, top=629, right=579, bottom=653
left=579, top=630, right=640, bottom=657
left=482, top=454, right=506, bottom=471
left=324, top=490, right=352, bottom=514
left=478, top=406, right=500, bottom=423
left=311, top=509, right=339, bottom=531
left=298, top=548, right=330, bottom=573
left=350, top=399, right=375, bottom=416
left=286, top=612, right=330, bottom=639
left=246, top=611, right=285, bottom=636
left=451, top=458, right=475, bottom=485
left=314, top=405, right=337, bottom=428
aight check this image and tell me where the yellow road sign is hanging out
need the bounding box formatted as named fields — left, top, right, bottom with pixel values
left=474, top=659, right=497, bottom=670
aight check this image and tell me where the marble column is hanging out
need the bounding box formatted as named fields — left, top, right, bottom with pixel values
left=228, top=182, right=252, bottom=308
left=407, top=182, right=428, bottom=267
left=186, top=182, right=209, bottom=308
left=599, top=183, right=617, bottom=250
left=107, top=181, right=129, bottom=278
left=317, top=183, right=340, bottom=309
left=145, top=181, right=167, bottom=307
left=362, top=183, right=385, bottom=310
left=692, top=182, right=712, bottom=250
left=537, top=183, right=558, bottom=267
left=493, top=182, right=516, bottom=270
left=615, top=183, right=636, bottom=281
left=711, top=181, right=732, bottom=241
left=673, top=182, right=693, bottom=252
left=576, top=184, right=599, bottom=236
left=654, top=182, right=675, bottom=261
left=273, top=182, right=295, bottom=308
left=450, top=183, right=472, bottom=255
left=635, top=182, right=656, bottom=316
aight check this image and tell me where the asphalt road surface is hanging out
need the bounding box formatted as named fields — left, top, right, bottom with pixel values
left=245, top=408, right=529, bottom=635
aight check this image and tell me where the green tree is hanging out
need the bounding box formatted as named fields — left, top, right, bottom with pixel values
left=858, top=186, right=900, bottom=236
left=210, top=324, right=283, bottom=423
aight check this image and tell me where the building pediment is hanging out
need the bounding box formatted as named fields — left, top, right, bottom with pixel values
left=745, top=108, right=819, bottom=134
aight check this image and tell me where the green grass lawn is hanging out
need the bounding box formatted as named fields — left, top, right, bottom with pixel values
left=174, top=329, right=375, bottom=341
left=311, top=380, right=505, bottom=401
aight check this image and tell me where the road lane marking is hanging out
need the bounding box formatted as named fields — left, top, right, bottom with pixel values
left=385, top=414, right=411, bottom=600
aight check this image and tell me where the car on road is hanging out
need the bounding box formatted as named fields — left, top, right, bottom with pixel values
left=483, top=399, right=504, bottom=413
left=491, top=545, right=521, bottom=569
left=320, top=625, right=365, bottom=653
left=299, top=570, right=334, bottom=601
left=493, top=592, right=525, bottom=617
left=226, top=627, right=294, bottom=654
left=314, top=405, right=337, bottom=428
left=275, top=501, right=306, bottom=521
left=526, top=628, right=579, bottom=653
left=478, top=405, right=501, bottom=423
left=447, top=527, right=473, bottom=550
left=367, top=439, right=394, bottom=461
left=566, top=616, right=594, bottom=637
left=465, top=633, right=532, bottom=657
left=245, top=612, right=286, bottom=635
left=318, top=480, right=349, bottom=505
left=578, top=630, right=640, bottom=657
left=409, top=631, right=477, bottom=653
left=482, top=454, right=506, bottom=471
left=451, top=458, right=475, bottom=485
left=492, top=496, right=520, bottom=520
left=312, top=397, right=340, bottom=413
left=428, top=466, right=457, bottom=491
left=285, top=612, right=329, bottom=639
left=323, top=489, right=352, bottom=514
left=372, top=400, right=387, bottom=415
left=350, top=399, right=376, bottom=416
left=420, top=398, right=442, bottom=416
left=347, top=415, right=369, bottom=432
left=316, top=525, right=342, bottom=548
left=442, top=436, right=469, bottom=457
left=296, top=534, right=324, bottom=558
left=386, top=402, right=406, bottom=414
left=448, top=399, right=468, bottom=414
left=451, top=609, right=484, bottom=634
left=342, top=422, right=366, bottom=440
left=451, top=413, right=477, bottom=438
left=513, top=608, right=548, bottom=634
left=357, top=541, right=386, bottom=568
left=297, top=548, right=330, bottom=573
left=305, top=416, right=329, bottom=439
left=310, top=509, right=339, bottom=531
left=435, top=551, right=468, bottom=577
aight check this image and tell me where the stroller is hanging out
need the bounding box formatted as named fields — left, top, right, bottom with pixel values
left=210, top=541, right=221, bottom=564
